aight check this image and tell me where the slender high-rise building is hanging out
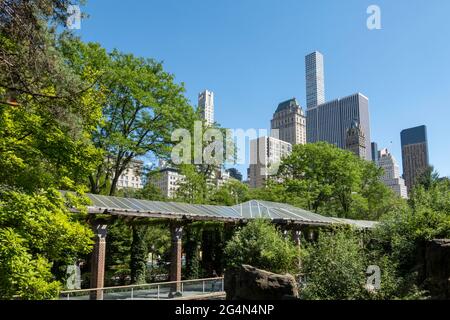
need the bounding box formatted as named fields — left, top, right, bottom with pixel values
left=305, top=51, right=325, bottom=109
left=271, top=98, right=306, bottom=145
left=198, top=90, right=214, bottom=126
left=378, top=148, right=408, bottom=199
left=401, top=125, right=429, bottom=192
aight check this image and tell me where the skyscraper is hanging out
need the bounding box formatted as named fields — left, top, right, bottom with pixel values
left=345, top=120, right=366, bottom=159
left=271, top=98, right=306, bottom=145
left=305, top=51, right=325, bottom=109
left=378, top=148, right=408, bottom=199
left=401, top=125, right=429, bottom=191
left=306, top=93, right=372, bottom=161
left=371, top=142, right=380, bottom=164
left=305, top=52, right=372, bottom=161
left=198, top=90, right=214, bottom=126
left=248, top=136, right=292, bottom=188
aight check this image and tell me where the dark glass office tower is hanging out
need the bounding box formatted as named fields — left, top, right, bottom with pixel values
left=400, top=125, right=429, bottom=191
left=371, top=142, right=379, bottom=163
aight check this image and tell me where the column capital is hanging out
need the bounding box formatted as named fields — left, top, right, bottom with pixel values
left=171, top=225, right=183, bottom=241
left=94, top=224, right=108, bottom=239
left=293, top=229, right=302, bottom=237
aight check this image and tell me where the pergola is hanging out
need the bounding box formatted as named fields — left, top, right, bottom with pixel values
left=67, top=192, right=377, bottom=299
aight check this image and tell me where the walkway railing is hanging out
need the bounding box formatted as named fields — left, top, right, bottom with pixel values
left=59, top=277, right=224, bottom=300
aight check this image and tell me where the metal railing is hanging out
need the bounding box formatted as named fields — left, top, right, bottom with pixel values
left=59, top=277, right=224, bottom=300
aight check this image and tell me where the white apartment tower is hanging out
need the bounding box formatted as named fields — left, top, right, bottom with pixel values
left=248, top=136, right=292, bottom=188
left=198, top=90, right=214, bottom=126
left=305, top=51, right=325, bottom=109
left=378, top=148, right=408, bottom=199
left=271, top=98, right=307, bottom=145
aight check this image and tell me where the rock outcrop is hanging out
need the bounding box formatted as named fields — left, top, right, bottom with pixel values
left=224, top=265, right=299, bottom=300
left=423, top=239, right=450, bottom=299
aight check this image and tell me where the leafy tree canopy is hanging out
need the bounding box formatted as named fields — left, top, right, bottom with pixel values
left=224, top=219, right=298, bottom=274
left=0, top=188, right=93, bottom=299
left=276, top=142, right=400, bottom=220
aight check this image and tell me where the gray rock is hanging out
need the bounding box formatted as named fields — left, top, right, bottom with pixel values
left=224, top=265, right=299, bottom=300
left=423, top=239, right=450, bottom=299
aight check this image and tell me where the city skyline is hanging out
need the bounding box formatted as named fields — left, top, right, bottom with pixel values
left=77, top=0, right=450, bottom=179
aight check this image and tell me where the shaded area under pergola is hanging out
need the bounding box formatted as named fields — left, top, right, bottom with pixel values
left=65, top=192, right=377, bottom=299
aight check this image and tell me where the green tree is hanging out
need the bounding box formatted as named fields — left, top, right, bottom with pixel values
left=209, top=180, right=249, bottom=206
left=0, top=2, right=106, bottom=299
left=0, top=228, right=60, bottom=300
left=247, top=181, right=290, bottom=203
left=69, top=44, right=198, bottom=195
left=176, top=164, right=210, bottom=204
left=184, top=224, right=202, bottom=279
left=104, top=218, right=132, bottom=286
left=277, top=142, right=397, bottom=219
left=0, top=189, right=93, bottom=299
left=1, top=36, right=104, bottom=192
left=173, top=118, right=237, bottom=204
left=415, top=166, right=440, bottom=191
left=0, top=0, right=88, bottom=106
left=130, top=225, right=148, bottom=284
left=226, top=168, right=243, bottom=181
left=301, top=228, right=368, bottom=300
left=301, top=227, right=407, bottom=300
left=224, top=219, right=298, bottom=274
left=375, top=178, right=450, bottom=274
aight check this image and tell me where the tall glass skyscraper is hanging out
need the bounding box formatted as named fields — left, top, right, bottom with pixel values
left=400, top=125, right=429, bottom=191
left=305, top=52, right=372, bottom=161
left=305, top=51, right=325, bottom=109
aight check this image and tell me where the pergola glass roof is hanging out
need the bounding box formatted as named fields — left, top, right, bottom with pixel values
left=68, top=193, right=376, bottom=229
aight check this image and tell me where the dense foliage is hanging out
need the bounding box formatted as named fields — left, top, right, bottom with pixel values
left=0, top=189, right=93, bottom=299
left=301, top=227, right=406, bottom=300
left=224, top=220, right=298, bottom=274
left=276, top=142, right=399, bottom=220
left=0, top=0, right=101, bottom=299
left=373, top=177, right=450, bottom=279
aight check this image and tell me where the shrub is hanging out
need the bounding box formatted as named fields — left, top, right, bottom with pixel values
left=224, top=219, right=298, bottom=274
left=301, top=228, right=368, bottom=300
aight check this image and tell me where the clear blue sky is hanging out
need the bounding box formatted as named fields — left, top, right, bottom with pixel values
left=76, top=0, right=450, bottom=179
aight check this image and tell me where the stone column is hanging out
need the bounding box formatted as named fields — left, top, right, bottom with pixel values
left=308, top=228, right=315, bottom=241
left=292, top=229, right=302, bottom=247
left=90, top=224, right=107, bottom=300
left=169, top=223, right=183, bottom=296
left=292, top=229, right=302, bottom=270
left=282, top=229, right=290, bottom=240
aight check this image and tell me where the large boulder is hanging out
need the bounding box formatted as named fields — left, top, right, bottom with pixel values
left=423, top=239, right=450, bottom=299
left=224, top=265, right=299, bottom=300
